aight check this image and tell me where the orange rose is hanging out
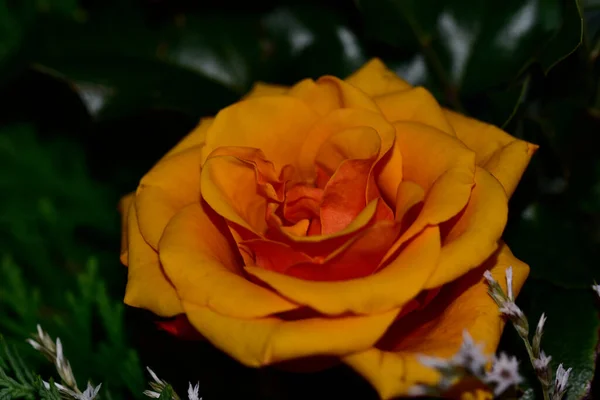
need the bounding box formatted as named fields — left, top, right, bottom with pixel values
left=119, top=59, right=536, bottom=398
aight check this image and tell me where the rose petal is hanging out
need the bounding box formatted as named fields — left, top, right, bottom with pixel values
left=244, top=82, right=289, bottom=99
left=297, top=108, right=396, bottom=183
left=135, top=145, right=203, bottom=249
left=162, top=118, right=213, bottom=160
left=159, top=202, right=299, bottom=318
left=246, top=225, right=440, bottom=315
left=375, top=87, right=456, bottom=136
left=394, top=181, right=425, bottom=226
left=183, top=301, right=399, bottom=367
left=345, top=58, right=412, bottom=97
left=240, top=239, right=313, bottom=274
left=424, top=167, right=508, bottom=289
left=285, top=221, right=402, bottom=281
left=201, top=96, right=319, bottom=173
left=444, top=109, right=538, bottom=198
left=342, top=243, right=529, bottom=400
left=124, top=201, right=183, bottom=317
left=118, top=191, right=135, bottom=266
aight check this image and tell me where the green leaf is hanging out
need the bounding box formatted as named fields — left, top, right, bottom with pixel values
left=501, top=279, right=599, bottom=399
left=157, top=385, right=174, bottom=400
left=261, top=4, right=368, bottom=82
left=358, top=0, right=582, bottom=94
left=29, top=3, right=250, bottom=119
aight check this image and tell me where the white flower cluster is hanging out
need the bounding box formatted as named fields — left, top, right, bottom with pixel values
left=27, top=324, right=101, bottom=399
left=144, top=367, right=202, bottom=400
left=410, top=330, right=522, bottom=397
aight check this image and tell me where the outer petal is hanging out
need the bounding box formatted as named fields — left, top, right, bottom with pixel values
left=135, top=145, right=204, bottom=249
left=124, top=201, right=183, bottom=317
left=424, top=167, right=508, bottom=289
left=345, top=58, right=412, bottom=96
left=162, top=118, right=213, bottom=159
left=183, top=301, right=400, bottom=367
left=343, top=243, right=529, bottom=399
left=201, top=96, right=319, bottom=173
left=159, top=202, right=298, bottom=318
left=374, top=87, right=456, bottom=136
left=118, top=191, right=135, bottom=266
left=246, top=226, right=440, bottom=316
left=444, top=109, right=537, bottom=197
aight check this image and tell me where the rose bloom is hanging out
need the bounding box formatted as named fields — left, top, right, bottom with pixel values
left=119, top=59, right=536, bottom=398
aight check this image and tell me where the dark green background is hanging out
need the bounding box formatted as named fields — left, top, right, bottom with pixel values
left=0, top=0, right=599, bottom=399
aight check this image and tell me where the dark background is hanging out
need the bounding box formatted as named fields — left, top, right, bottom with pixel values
left=0, top=0, right=599, bottom=399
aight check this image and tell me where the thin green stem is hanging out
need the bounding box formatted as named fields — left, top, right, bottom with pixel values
left=514, top=326, right=551, bottom=400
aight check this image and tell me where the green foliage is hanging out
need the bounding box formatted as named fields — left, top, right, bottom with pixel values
left=0, top=337, right=62, bottom=400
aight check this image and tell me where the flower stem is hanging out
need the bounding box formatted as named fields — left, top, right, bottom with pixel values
left=513, top=325, right=551, bottom=400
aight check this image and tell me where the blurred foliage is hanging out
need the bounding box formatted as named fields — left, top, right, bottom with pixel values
left=0, top=0, right=599, bottom=399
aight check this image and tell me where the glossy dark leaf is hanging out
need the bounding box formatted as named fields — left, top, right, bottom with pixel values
left=261, top=4, right=368, bottom=83
left=357, top=0, right=582, bottom=94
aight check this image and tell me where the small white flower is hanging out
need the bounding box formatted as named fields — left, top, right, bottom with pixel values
left=407, top=384, right=434, bottom=397
left=451, top=330, right=489, bottom=376
left=554, top=363, right=572, bottom=398
left=417, top=355, right=451, bottom=370
left=147, top=367, right=165, bottom=385
left=188, top=382, right=201, bottom=400
left=27, top=338, right=42, bottom=351
left=536, top=313, right=547, bottom=336
left=592, top=284, right=600, bottom=298
left=485, top=353, right=523, bottom=396
left=143, top=390, right=161, bottom=399
left=483, top=270, right=496, bottom=284
left=506, top=266, right=514, bottom=301
left=533, top=351, right=552, bottom=372
left=499, top=301, right=524, bottom=319
left=75, top=382, right=102, bottom=400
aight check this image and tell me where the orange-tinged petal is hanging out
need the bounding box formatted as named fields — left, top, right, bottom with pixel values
left=118, top=191, right=135, bottom=266
left=345, top=58, right=412, bottom=96
left=482, top=139, right=538, bottom=198
left=444, top=109, right=537, bottom=198
left=288, top=79, right=344, bottom=116
left=163, top=118, right=213, bottom=160
left=135, top=145, right=203, bottom=249
left=183, top=301, right=400, bottom=367
left=375, top=87, right=456, bottom=136
left=159, top=202, right=298, bottom=318
left=320, top=157, right=376, bottom=235
left=394, top=180, right=425, bottom=225
left=244, top=82, right=289, bottom=99
left=285, top=221, right=402, bottom=281
left=343, top=348, right=439, bottom=400
left=343, top=243, right=529, bottom=399
left=424, top=168, right=508, bottom=289
left=246, top=226, right=440, bottom=315
left=241, top=239, right=313, bottom=274
left=201, top=155, right=268, bottom=234
left=201, top=96, right=319, bottom=173
left=124, top=201, right=183, bottom=317
left=297, top=108, right=396, bottom=183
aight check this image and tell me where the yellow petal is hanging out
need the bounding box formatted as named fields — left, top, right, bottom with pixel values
left=162, top=118, right=213, bottom=160
left=444, top=109, right=537, bottom=198
left=118, top=191, right=135, bottom=266
left=394, top=180, right=425, bottom=224
left=200, top=154, right=268, bottom=234
left=246, top=226, right=440, bottom=316
left=159, top=202, right=298, bottom=318
left=124, top=201, right=183, bottom=317
left=345, top=58, right=412, bottom=96
left=343, top=243, right=529, bottom=399
left=183, top=301, right=399, bottom=367
left=482, top=139, right=538, bottom=198
left=375, top=87, right=456, bottom=136
left=425, top=167, right=508, bottom=289
left=297, top=108, right=396, bottom=183
left=244, top=82, right=289, bottom=99
left=135, top=145, right=203, bottom=249
left=201, top=96, right=319, bottom=173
